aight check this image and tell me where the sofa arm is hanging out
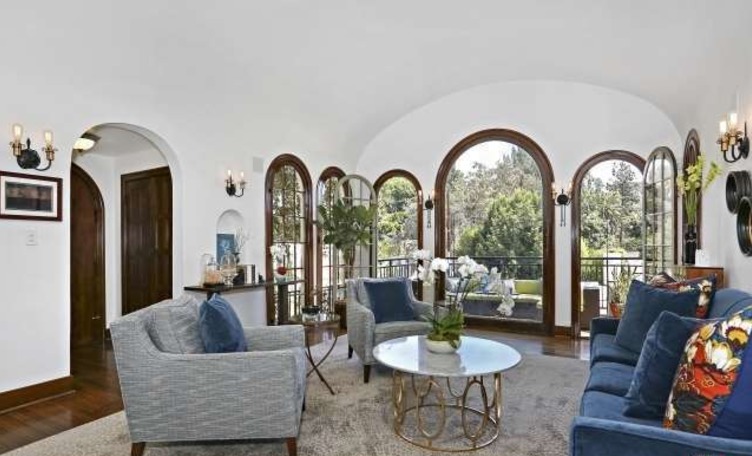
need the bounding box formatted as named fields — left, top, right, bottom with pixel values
left=243, top=325, right=304, bottom=352
left=590, top=317, right=620, bottom=339
left=411, top=299, right=434, bottom=320
left=570, top=416, right=752, bottom=456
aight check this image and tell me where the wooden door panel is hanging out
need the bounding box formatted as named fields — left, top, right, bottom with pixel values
left=71, top=164, right=105, bottom=347
left=122, top=167, right=172, bottom=315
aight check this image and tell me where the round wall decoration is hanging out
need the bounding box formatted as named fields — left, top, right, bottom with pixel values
left=736, top=196, right=752, bottom=256
left=726, top=171, right=752, bottom=214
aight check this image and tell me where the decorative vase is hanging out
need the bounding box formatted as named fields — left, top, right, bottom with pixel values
left=425, top=337, right=462, bottom=354
left=684, top=224, right=697, bottom=265
left=609, top=301, right=624, bottom=319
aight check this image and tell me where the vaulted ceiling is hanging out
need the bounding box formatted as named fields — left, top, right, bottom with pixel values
left=3, top=0, right=751, bottom=159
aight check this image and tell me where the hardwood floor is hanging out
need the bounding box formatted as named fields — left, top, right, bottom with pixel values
left=0, top=343, right=122, bottom=454
left=0, top=330, right=588, bottom=454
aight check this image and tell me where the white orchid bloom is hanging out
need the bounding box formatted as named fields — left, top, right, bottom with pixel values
left=430, top=257, right=449, bottom=272
left=473, top=263, right=489, bottom=275
left=411, top=249, right=432, bottom=261
left=458, top=264, right=471, bottom=278
left=457, top=255, right=472, bottom=265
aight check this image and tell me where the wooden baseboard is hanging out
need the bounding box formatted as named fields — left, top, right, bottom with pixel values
left=554, top=325, right=572, bottom=337
left=0, top=376, right=74, bottom=413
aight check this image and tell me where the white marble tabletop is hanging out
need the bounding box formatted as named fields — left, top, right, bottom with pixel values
left=373, top=335, right=522, bottom=377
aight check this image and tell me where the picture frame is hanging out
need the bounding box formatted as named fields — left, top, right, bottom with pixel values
left=0, top=171, right=63, bottom=221
left=216, top=233, right=236, bottom=262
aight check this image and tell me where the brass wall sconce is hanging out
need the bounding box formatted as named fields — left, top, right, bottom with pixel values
left=718, top=112, right=749, bottom=163
left=423, top=190, right=435, bottom=228
left=9, top=124, right=56, bottom=171
left=552, top=182, right=572, bottom=227
left=225, top=170, right=246, bottom=197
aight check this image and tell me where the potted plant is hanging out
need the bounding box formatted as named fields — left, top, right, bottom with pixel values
left=608, top=265, right=636, bottom=318
left=425, top=307, right=464, bottom=354
left=316, top=200, right=376, bottom=279
left=676, top=155, right=722, bottom=264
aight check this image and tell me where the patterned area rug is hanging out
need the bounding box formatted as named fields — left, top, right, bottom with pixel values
left=7, top=336, right=588, bottom=456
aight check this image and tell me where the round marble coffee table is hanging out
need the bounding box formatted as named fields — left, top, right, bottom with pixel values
left=373, top=335, right=521, bottom=452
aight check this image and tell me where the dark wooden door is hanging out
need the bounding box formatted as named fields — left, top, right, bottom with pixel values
left=71, top=164, right=106, bottom=347
left=122, top=167, right=172, bottom=315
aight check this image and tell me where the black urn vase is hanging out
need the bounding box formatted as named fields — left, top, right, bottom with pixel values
left=684, top=224, right=697, bottom=265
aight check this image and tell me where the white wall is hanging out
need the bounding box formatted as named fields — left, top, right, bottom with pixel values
left=682, top=56, right=752, bottom=291
left=356, top=81, right=682, bottom=327
left=73, top=131, right=168, bottom=325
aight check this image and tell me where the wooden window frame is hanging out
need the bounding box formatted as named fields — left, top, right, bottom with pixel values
left=265, top=154, right=313, bottom=325
left=316, top=166, right=346, bottom=304
left=682, top=129, right=702, bottom=250
left=434, top=129, right=555, bottom=336
left=643, top=146, right=678, bottom=278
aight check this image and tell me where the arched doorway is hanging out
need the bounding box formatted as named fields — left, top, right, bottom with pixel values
left=265, top=154, right=313, bottom=324
left=374, top=169, right=424, bottom=278
left=570, top=151, right=645, bottom=337
left=70, top=123, right=179, bottom=333
left=70, top=164, right=105, bottom=347
left=434, top=129, right=555, bottom=335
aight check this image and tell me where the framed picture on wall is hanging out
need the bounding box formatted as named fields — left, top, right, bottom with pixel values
left=0, top=171, right=63, bottom=221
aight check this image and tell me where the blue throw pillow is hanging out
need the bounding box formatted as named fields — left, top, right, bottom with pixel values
left=199, top=294, right=247, bottom=353
left=363, top=279, right=416, bottom=324
left=614, top=280, right=701, bottom=354
left=624, top=311, right=703, bottom=418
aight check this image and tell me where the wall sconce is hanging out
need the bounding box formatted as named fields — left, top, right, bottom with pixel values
left=552, top=182, right=572, bottom=227
left=73, top=132, right=100, bottom=153
left=9, top=124, right=56, bottom=171
left=225, top=170, right=246, bottom=197
left=718, top=112, right=749, bottom=163
left=423, top=189, right=435, bottom=228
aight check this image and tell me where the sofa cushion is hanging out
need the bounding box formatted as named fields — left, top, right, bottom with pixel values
left=514, top=279, right=541, bottom=295
left=585, top=362, right=635, bottom=396
left=149, top=294, right=205, bottom=354
left=591, top=334, right=640, bottom=367
left=624, top=311, right=701, bottom=418
left=364, top=279, right=416, bottom=324
left=665, top=307, right=752, bottom=438
left=580, top=391, right=662, bottom=427
left=614, top=280, right=701, bottom=353
left=199, top=294, right=247, bottom=353
left=653, top=275, right=717, bottom=318
left=374, top=321, right=431, bottom=345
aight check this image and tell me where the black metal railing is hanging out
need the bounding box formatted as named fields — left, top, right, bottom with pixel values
left=376, top=255, right=545, bottom=280
left=580, top=256, right=643, bottom=314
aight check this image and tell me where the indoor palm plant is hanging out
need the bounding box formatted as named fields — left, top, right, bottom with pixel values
left=317, top=200, right=377, bottom=279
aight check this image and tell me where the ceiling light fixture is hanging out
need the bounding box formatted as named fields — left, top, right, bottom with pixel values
left=73, top=132, right=100, bottom=153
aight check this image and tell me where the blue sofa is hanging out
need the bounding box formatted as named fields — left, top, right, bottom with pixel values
left=571, top=288, right=752, bottom=456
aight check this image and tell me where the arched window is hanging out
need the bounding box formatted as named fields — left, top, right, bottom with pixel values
left=435, top=129, right=555, bottom=335
left=570, top=151, right=645, bottom=336
left=643, top=147, right=678, bottom=278
left=316, top=166, right=346, bottom=305
left=265, top=154, right=312, bottom=324
left=682, top=130, right=701, bottom=251
left=374, top=169, right=423, bottom=279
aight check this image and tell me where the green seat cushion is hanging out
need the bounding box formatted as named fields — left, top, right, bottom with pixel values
left=514, top=279, right=542, bottom=295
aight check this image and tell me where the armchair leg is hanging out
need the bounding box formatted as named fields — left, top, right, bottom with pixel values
left=302, top=397, right=306, bottom=412
left=131, top=442, right=145, bottom=456
left=348, top=345, right=353, bottom=359
left=286, top=437, right=298, bottom=456
left=364, top=365, right=371, bottom=383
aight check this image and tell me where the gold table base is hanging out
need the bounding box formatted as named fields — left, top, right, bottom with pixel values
left=390, top=371, right=503, bottom=452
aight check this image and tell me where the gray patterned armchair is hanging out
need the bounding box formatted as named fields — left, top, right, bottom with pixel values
left=110, top=295, right=306, bottom=456
left=346, top=277, right=432, bottom=382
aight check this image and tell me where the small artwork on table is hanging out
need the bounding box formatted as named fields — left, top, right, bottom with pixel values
left=216, top=233, right=236, bottom=261
left=0, top=171, right=62, bottom=221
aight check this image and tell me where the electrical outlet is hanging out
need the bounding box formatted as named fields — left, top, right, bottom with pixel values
left=25, top=229, right=38, bottom=246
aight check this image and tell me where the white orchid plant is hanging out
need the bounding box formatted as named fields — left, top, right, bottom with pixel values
left=269, top=244, right=287, bottom=265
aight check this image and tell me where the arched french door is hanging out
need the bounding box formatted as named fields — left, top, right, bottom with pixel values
left=570, top=151, right=645, bottom=337
left=643, top=147, right=678, bottom=278
left=434, top=129, right=555, bottom=335
left=265, top=154, right=313, bottom=324
left=316, top=166, right=346, bottom=305
left=374, top=169, right=424, bottom=277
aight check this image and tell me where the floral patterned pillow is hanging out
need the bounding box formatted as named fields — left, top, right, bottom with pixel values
left=664, top=307, right=752, bottom=436
left=654, top=276, right=716, bottom=318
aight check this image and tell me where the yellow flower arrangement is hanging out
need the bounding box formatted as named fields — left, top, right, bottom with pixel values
left=676, top=155, right=722, bottom=226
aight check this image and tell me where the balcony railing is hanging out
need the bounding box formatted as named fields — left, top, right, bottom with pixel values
left=377, top=254, right=643, bottom=317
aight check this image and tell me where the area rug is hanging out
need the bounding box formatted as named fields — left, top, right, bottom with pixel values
left=7, top=336, right=588, bottom=456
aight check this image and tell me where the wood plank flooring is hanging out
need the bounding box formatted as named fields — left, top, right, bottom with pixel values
left=0, top=330, right=588, bottom=454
